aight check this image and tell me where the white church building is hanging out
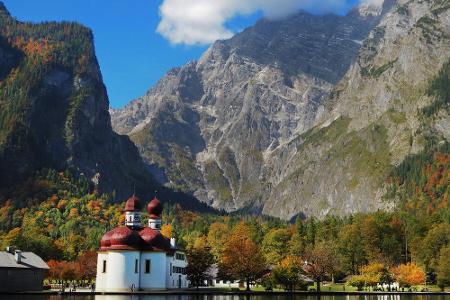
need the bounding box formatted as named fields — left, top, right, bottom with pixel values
left=96, top=195, right=188, bottom=292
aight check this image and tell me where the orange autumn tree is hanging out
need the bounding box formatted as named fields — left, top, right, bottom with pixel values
left=219, top=222, right=267, bottom=291
left=392, top=263, right=425, bottom=288
left=75, top=251, right=97, bottom=280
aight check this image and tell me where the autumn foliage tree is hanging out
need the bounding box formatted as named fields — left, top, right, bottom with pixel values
left=219, top=222, right=267, bottom=291
left=347, top=263, right=391, bottom=291
left=304, top=242, right=339, bottom=292
left=161, top=224, right=173, bottom=238
left=392, top=263, right=426, bottom=288
left=75, top=251, right=97, bottom=280
left=273, top=255, right=305, bottom=291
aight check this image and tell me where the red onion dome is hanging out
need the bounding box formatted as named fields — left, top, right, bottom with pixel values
left=100, top=230, right=114, bottom=251
left=147, top=197, right=163, bottom=218
left=100, top=227, right=144, bottom=250
left=125, top=194, right=142, bottom=212
left=139, top=227, right=172, bottom=251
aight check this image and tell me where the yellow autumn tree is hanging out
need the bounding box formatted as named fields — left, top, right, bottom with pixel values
left=273, top=255, right=305, bottom=291
left=161, top=224, right=173, bottom=238
left=206, top=222, right=229, bottom=260
left=219, top=222, right=267, bottom=291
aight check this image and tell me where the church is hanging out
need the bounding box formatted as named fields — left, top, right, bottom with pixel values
left=95, top=195, right=188, bottom=292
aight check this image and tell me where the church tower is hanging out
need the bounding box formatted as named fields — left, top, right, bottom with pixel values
left=147, top=196, right=162, bottom=231
left=125, top=195, right=143, bottom=228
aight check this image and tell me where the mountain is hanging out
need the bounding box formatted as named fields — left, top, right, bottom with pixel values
left=247, top=0, right=449, bottom=219
left=111, top=1, right=396, bottom=216
left=0, top=3, right=209, bottom=210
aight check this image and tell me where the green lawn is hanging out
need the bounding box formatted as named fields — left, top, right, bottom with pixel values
left=246, top=283, right=448, bottom=293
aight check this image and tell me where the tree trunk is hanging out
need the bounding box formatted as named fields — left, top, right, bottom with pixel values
left=316, top=280, right=321, bottom=293
left=246, top=279, right=250, bottom=291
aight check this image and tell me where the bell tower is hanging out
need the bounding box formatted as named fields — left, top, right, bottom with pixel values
left=124, top=195, right=143, bottom=228
left=147, top=196, right=163, bottom=231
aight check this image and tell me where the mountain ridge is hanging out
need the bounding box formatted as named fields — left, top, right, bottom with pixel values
left=0, top=3, right=212, bottom=212
left=111, top=4, right=393, bottom=217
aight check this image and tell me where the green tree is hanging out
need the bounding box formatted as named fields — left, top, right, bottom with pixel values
left=437, top=246, right=450, bottom=291
left=338, top=222, right=366, bottom=274
left=304, top=242, right=338, bottom=292
left=272, top=255, right=305, bottom=291
left=415, top=223, right=450, bottom=272
left=262, top=228, right=291, bottom=264
left=186, top=243, right=214, bottom=290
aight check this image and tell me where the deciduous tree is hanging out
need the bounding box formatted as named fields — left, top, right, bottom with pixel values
left=392, top=263, right=425, bottom=288
left=273, top=255, right=305, bottom=291
left=303, top=242, right=338, bottom=292
left=186, top=243, right=214, bottom=290
left=437, top=246, right=450, bottom=291
left=219, top=222, right=267, bottom=291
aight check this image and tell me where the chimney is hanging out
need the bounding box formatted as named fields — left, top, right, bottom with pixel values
left=14, top=250, right=22, bottom=263
left=170, top=238, right=176, bottom=249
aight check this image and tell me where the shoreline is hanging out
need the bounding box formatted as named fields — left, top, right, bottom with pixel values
left=2, top=290, right=449, bottom=296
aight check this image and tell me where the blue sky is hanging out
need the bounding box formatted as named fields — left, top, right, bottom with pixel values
left=3, top=0, right=361, bottom=108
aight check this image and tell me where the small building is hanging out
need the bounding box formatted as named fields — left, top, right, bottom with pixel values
left=0, top=248, right=49, bottom=292
left=204, top=264, right=242, bottom=289
left=96, top=195, right=188, bottom=292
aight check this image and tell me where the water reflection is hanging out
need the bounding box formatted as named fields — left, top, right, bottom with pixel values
left=4, top=295, right=450, bottom=300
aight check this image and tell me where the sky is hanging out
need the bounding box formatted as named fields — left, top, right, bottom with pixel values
left=2, top=0, right=368, bottom=108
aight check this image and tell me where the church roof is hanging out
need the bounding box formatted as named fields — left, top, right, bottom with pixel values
left=140, top=227, right=172, bottom=251
left=147, top=197, right=163, bottom=218
left=100, top=194, right=173, bottom=252
left=100, top=227, right=173, bottom=252
left=125, top=195, right=142, bottom=212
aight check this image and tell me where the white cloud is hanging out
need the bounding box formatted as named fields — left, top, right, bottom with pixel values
left=156, top=0, right=381, bottom=45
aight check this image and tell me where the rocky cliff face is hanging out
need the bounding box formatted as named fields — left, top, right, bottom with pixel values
left=0, top=4, right=193, bottom=206
left=111, top=4, right=389, bottom=214
left=262, top=0, right=450, bottom=219
left=112, top=0, right=449, bottom=219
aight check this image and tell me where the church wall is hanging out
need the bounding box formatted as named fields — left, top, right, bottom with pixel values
left=106, top=251, right=140, bottom=292
left=95, top=252, right=108, bottom=291
left=139, top=251, right=167, bottom=290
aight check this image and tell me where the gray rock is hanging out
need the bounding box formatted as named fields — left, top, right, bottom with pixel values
left=111, top=6, right=387, bottom=216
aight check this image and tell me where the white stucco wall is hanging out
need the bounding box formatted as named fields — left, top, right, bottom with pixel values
left=166, top=251, right=188, bottom=289
left=139, top=252, right=167, bottom=290
left=96, top=250, right=188, bottom=291
left=104, top=251, right=141, bottom=292
left=95, top=252, right=108, bottom=291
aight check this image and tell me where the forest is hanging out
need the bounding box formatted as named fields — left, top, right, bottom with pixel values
left=0, top=141, right=448, bottom=290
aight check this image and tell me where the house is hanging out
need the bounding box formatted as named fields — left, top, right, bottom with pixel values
left=95, top=195, right=188, bottom=292
left=204, top=264, right=242, bottom=289
left=0, top=248, right=49, bottom=292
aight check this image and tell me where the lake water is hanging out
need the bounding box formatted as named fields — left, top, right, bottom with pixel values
left=3, top=295, right=449, bottom=300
